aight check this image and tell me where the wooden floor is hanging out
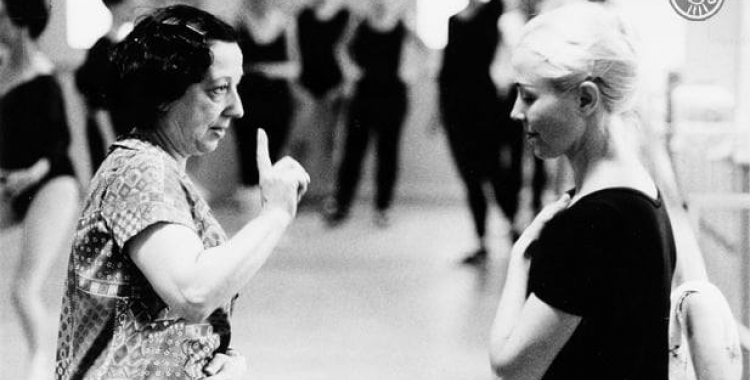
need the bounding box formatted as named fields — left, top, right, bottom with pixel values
left=0, top=198, right=523, bottom=380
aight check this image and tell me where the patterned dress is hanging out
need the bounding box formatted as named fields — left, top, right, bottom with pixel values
left=55, top=136, right=231, bottom=380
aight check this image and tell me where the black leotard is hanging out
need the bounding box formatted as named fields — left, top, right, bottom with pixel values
left=297, top=7, right=350, bottom=98
left=234, top=25, right=294, bottom=186
left=0, top=74, right=75, bottom=217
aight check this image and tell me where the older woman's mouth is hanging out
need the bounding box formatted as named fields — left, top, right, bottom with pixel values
left=209, top=126, right=227, bottom=136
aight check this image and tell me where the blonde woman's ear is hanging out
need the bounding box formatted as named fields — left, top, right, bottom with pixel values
left=578, top=80, right=600, bottom=115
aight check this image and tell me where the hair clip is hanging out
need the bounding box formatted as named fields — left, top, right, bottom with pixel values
left=160, top=18, right=206, bottom=37
left=183, top=23, right=206, bottom=37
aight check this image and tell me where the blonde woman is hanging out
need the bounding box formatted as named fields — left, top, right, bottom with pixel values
left=489, top=3, right=676, bottom=379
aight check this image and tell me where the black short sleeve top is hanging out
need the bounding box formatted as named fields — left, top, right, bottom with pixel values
left=528, top=188, right=676, bottom=380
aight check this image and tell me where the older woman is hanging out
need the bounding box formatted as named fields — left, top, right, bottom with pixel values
left=0, top=0, right=80, bottom=379
left=55, top=5, right=309, bottom=380
left=489, top=3, right=676, bottom=379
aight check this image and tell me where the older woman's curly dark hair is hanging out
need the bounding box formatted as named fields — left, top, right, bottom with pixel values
left=3, top=0, right=50, bottom=39
left=110, top=5, right=238, bottom=131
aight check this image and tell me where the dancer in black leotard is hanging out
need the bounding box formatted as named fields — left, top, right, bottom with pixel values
left=75, top=0, right=138, bottom=170
left=233, top=0, right=298, bottom=203
left=1, top=76, right=75, bottom=216
left=297, top=0, right=349, bottom=99
left=0, top=1, right=79, bottom=378
left=324, top=0, right=407, bottom=228
left=291, top=0, right=350, bottom=200
left=439, top=0, right=522, bottom=264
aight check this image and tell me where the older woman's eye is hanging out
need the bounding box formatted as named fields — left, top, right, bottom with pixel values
left=210, top=84, right=230, bottom=97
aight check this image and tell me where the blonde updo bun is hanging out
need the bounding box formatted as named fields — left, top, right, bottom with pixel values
left=513, top=2, right=640, bottom=114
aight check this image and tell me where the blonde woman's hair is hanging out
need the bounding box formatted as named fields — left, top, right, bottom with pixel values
left=513, top=2, right=640, bottom=114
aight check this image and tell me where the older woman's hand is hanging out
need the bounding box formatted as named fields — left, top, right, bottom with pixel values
left=256, top=129, right=311, bottom=220
left=203, top=349, right=248, bottom=380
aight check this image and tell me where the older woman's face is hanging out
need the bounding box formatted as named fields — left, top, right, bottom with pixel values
left=160, top=40, right=244, bottom=157
left=510, top=47, right=585, bottom=159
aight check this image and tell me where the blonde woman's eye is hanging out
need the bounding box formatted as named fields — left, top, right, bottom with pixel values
left=516, top=86, right=536, bottom=104
left=518, top=92, right=535, bottom=104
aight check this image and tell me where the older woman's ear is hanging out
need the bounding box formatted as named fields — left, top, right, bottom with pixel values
left=578, top=80, right=600, bottom=116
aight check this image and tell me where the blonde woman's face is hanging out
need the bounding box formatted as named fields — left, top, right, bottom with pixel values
left=510, top=47, right=586, bottom=159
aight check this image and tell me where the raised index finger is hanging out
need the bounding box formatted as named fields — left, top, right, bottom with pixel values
left=256, top=128, right=272, bottom=174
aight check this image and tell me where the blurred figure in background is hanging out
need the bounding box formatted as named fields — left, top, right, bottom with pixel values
left=232, top=0, right=299, bottom=208
left=290, top=0, right=351, bottom=202
left=324, top=0, right=410, bottom=228
left=0, top=0, right=80, bottom=378
left=438, top=0, right=519, bottom=265
left=75, top=0, right=140, bottom=170
left=502, top=0, right=550, bottom=215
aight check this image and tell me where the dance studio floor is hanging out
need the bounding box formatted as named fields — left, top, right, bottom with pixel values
left=0, top=198, right=519, bottom=380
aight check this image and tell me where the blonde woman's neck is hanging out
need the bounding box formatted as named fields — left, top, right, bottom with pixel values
left=568, top=113, right=656, bottom=204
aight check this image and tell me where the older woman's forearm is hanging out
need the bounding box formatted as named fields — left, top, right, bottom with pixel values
left=177, top=208, right=293, bottom=321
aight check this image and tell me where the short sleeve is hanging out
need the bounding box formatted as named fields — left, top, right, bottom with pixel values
left=101, top=155, right=194, bottom=249
left=528, top=202, right=615, bottom=316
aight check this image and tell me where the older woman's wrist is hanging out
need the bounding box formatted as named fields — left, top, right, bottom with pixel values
left=259, top=207, right=294, bottom=227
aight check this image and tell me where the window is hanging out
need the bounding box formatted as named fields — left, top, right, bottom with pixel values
left=415, top=0, right=467, bottom=49
left=66, top=0, right=112, bottom=49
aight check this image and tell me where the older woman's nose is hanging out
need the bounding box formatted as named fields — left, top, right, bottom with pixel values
left=226, top=87, right=244, bottom=119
